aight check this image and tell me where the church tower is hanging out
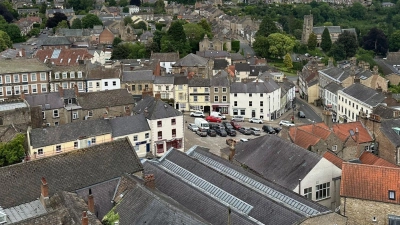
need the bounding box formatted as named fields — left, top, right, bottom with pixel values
left=301, top=14, right=313, bottom=44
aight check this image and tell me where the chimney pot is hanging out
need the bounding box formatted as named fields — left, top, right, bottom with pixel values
left=81, top=211, right=89, bottom=225
left=41, top=177, right=49, bottom=198
left=88, top=188, right=95, bottom=213
left=144, top=174, right=155, bottom=189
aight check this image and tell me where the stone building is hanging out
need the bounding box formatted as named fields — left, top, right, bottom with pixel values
left=198, top=35, right=231, bottom=52
left=172, top=53, right=213, bottom=79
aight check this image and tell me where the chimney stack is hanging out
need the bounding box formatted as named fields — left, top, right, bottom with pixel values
left=364, top=62, right=370, bottom=71
left=228, top=140, right=236, bottom=161
left=144, top=174, right=155, bottom=189
left=155, top=92, right=161, bottom=100
left=20, top=91, right=25, bottom=100
left=74, top=85, right=79, bottom=97
left=81, top=211, right=89, bottom=225
left=40, top=177, right=50, bottom=207
left=322, top=110, right=333, bottom=128
left=58, top=85, right=63, bottom=97
left=88, top=188, right=95, bottom=214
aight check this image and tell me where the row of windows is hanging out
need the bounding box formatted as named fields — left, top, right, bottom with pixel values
left=192, top=96, right=228, bottom=102
left=104, top=81, right=117, bottom=87
left=232, top=93, right=265, bottom=97
left=157, top=129, right=177, bottom=140
left=54, top=71, right=83, bottom=79
left=234, top=101, right=264, bottom=107
left=303, top=182, right=331, bottom=201
left=0, top=84, right=45, bottom=96
left=157, top=119, right=177, bottom=127
left=133, top=133, right=150, bottom=141
left=339, top=105, right=368, bottom=120
left=54, top=82, right=84, bottom=91
left=0, top=73, right=47, bottom=84
left=36, top=137, right=96, bottom=155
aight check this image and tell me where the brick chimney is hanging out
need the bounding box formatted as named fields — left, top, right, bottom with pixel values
left=74, top=84, right=79, bottom=97
left=144, top=174, right=155, bottom=189
left=40, top=177, right=50, bottom=207
left=58, top=85, right=63, bottom=97
left=81, top=211, right=88, bottom=225
left=20, top=91, right=25, bottom=100
left=228, top=140, right=236, bottom=161
left=322, top=110, right=333, bottom=128
left=88, top=188, right=95, bottom=213
left=155, top=92, right=161, bottom=100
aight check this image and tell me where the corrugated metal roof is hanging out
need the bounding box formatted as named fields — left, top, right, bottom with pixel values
left=0, top=102, right=28, bottom=112
left=3, top=200, right=47, bottom=223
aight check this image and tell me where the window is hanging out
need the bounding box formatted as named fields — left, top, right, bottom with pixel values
left=249, top=101, right=252, bottom=106
left=158, top=86, right=161, bottom=91
left=171, top=118, right=176, bottom=125
left=53, top=109, right=59, bottom=118
left=54, top=84, right=59, bottom=91
left=6, top=87, right=11, bottom=95
left=233, top=109, right=238, bottom=115
left=138, top=85, right=142, bottom=91
left=13, top=74, right=19, bottom=83
left=205, top=96, right=209, bottom=101
left=62, top=72, right=67, bottom=79
left=133, top=135, right=138, bottom=141
left=349, top=100, right=351, bottom=106
left=240, top=109, right=245, bottom=115
left=157, top=121, right=162, bottom=127
left=113, top=81, right=116, bottom=86
left=56, top=145, right=61, bottom=152
left=22, top=74, right=28, bottom=82
left=62, top=82, right=68, bottom=89
left=214, top=87, right=219, bottom=92
left=78, top=82, right=83, bottom=90
left=42, top=111, right=45, bottom=119
left=105, top=81, right=108, bottom=86
left=96, top=82, right=100, bottom=87
left=41, top=84, right=47, bottom=92
left=356, top=105, right=358, bottom=110
left=260, top=109, right=263, bottom=113
left=55, top=73, right=60, bottom=79
left=38, top=149, right=43, bottom=155
left=178, top=85, right=183, bottom=90
left=234, top=101, right=237, bottom=106
left=304, top=187, right=312, bottom=199
left=74, top=141, right=78, bottom=149
left=214, top=96, right=219, bottom=102
left=40, top=73, right=46, bottom=81
left=332, top=145, right=337, bottom=151
left=145, top=133, right=149, bottom=138
left=157, top=143, right=164, bottom=153
left=0, top=87, right=3, bottom=96
left=366, top=110, right=369, bottom=116
left=193, top=88, right=197, bottom=93
left=166, top=86, right=169, bottom=91
left=260, top=101, right=263, bottom=106
left=158, top=131, right=162, bottom=140
left=31, top=73, right=37, bottom=81
left=222, top=96, right=227, bottom=102
left=91, top=137, right=96, bottom=144
left=70, top=72, right=75, bottom=78
left=131, top=85, right=135, bottom=91
left=73, top=112, right=78, bottom=119
left=172, top=129, right=176, bottom=137
left=204, top=87, right=209, bottom=93
left=389, top=191, right=396, bottom=200
left=5, top=75, right=10, bottom=83
left=234, top=93, right=237, bottom=97
left=54, top=122, right=59, bottom=126
left=316, top=182, right=330, bottom=200
left=194, top=96, right=198, bottom=102
left=249, top=93, right=252, bottom=97
left=352, top=103, right=354, bottom=108
left=222, top=87, right=227, bottom=93
left=78, top=71, right=82, bottom=78
left=14, top=86, right=20, bottom=95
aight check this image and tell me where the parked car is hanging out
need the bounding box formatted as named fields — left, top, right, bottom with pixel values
left=209, top=123, right=224, bottom=130
left=249, top=117, right=263, bottom=124
left=222, top=121, right=232, bottom=129
left=211, top=111, right=226, bottom=120
left=190, top=111, right=204, bottom=117
left=215, top=127, right=228, bottom=137
left=196, top=129, right=207, bottom=137
left=207, top=129, right=217, bottom=137
left=274, top=127, right=282, bottom=134
left=230, top=121, right=242, bottom=130
left=231, top=115, right=245, bottom=122
left=298, top=111, right=306, bottom=118
left=262, top=125, right=276, bottom=134
left=238, top=127, right=252, bottom=135
left=222, top=122, right=237, bottom=136
left=206, top=116, right=221, bottom=123
left=188, top=123, right=199, bottom=132
left=240, top=138, right=249, bottom=142
left=250, top=127, right=261, bottom=136
left=279, top=120, right=295, bottom=127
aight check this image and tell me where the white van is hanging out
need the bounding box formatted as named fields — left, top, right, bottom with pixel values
left=194, top=118, right=209, bottom=131
left=211, top=111, right=226, bottom=120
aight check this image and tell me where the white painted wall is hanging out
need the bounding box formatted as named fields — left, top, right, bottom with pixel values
left=101, top=78, right=121, bottom=91
left=113, top=130, right=151, bottom=158
left=324, top=89, right=338, bottom=112
left=160, top=61, right=175, bottom=74
left=338, top=91, right=374, bottom=122
left=153, top=83, right=174, bottom=99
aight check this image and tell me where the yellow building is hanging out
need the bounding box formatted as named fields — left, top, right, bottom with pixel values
left=188, top=77, right=211, bottom=113
left=174, top=75, right=189, bottom=111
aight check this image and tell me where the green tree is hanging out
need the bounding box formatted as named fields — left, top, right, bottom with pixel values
left=46, top=12, right=67, bottom=28
left=56, top=20, right=69, bottom=30
left=108, top=0, right=117, bottom=6
left=284, top=53, right=293, bottom=68
left=154, top=0, right=165, bottom=14
left=0, top=134, right=26, bottom=167
left=321, top=28, right=332, bottom=52
left=266, top=33, right=295, bottom=58
left=133, top=21, right=147, bottom=30
left=350, top=2, right=366, bottom=20
left=28, top=27, right=40, bottom=37
left=124, top=16, right=133, bottom=26
left=307, top=32, right=317, bottom=50
left=198, top=19, right=211, bottom=33
left=39, top=2, right=47, bottom=14
left=389, top=30, right=400, bottom=51
left=112, top=37, right=122, bottom=47
left=256, top=17, right=279, bottom=37
left=329, top=43, right=346, bottom=61
left=183, top=23, right=206, bottom=53
left=0, top=30, right=12, bottom=51
left=167, top=20, right=186, bottom=43
left=253, top=36, right=269, bottom=58
left=81, top=14, right=102, bottom=28
left=231, top=40, right=240, bottom=53
left=362, top=27, right=388, bottom=56
left=336, top=31, right=358, bottom=58
left=323, top=22, right=333, bottom=26
left=123, top=6, right=129, bottom=13
left=119, top=0, right=128, bottom=7
left=5, top=24, right=24, bottom=43
left=71, top=18, right=82, bottom=29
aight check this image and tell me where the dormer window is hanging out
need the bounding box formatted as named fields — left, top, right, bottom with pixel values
left=55, top=73, right=60, bottom=79
left=62, top=72, right=67, bottom=79
left=392, top=127, right=400, bottom=135
left=77, top=71, right=82, bottom=78
left=389, top=190, right=396, bottom=200
left=70, top=72, right=75, bottom=78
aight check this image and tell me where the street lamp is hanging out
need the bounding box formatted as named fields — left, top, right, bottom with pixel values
left=268, top=95, right=271, bottom=121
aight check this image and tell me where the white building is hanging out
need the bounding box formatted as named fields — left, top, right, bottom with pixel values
left=86, top=65, right=121, bottom=92
left=230, top=79, right=281, bottom=121
left=133, top=95, right=184, bottom=157
left=150, top=52, right=180, bottom=75
left=337, top=82, right=386, bottom=123
left=323, top=82, right=344, bottom=122
left=128, top=5, right=140, bottom=14
left=90, top=50, right=112, bottom=65
left=153, top=76, right=174, bottom=99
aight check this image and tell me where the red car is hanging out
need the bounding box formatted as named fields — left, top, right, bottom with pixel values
left=230, top=121, right=241, bottom=130
left=206, top=116, right=221, bottom=123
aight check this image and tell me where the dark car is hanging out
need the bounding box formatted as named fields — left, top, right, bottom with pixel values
left=222, top=121, right=232, bottom=129
left=215, top=127, right=228, bottom=137
left=298, top=111, right=306, bottom=118
left=222, top=122, right=237, bottom=136
left=230, top=121, right=242, bottom=130
left=196, top=129, right=207, bottom=137
left=210, top=123, right=224, bottom=130
left=274, top=127, right=282, bottom=134
left=238, top=127, right=252, bottom=135
left=262, top=125, right=276, bottom=134
left=207, top=129, right=217, bottom=137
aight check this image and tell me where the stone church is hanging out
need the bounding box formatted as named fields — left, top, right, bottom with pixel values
left=199, top=34, right=231, bottom=52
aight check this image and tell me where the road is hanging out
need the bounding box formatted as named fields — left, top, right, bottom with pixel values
left=13, top=32, right=49, bottom=57
left=296, top=100, right=323, bottom=124
left=239, top=42, right=255, bottom=57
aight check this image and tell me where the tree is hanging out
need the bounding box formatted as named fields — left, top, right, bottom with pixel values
left=0, top=134, right=26, bottom=167
left=123, top=6, right=129, bottom=13
left=46, top=12, right=68, bottom=28
left=362, top=27, right=388, bottom=56
left=183, top=23, right=206, bottom=53
left=124, top=16, right=133, bottom=26
left=56, top=20, right=69, bottom=30
left=28, top=27, right=40, bottom=37
left=119, top=0, right=128, bottom=7
left=5, top=24, right=24, bottom=43
left=320, top=28, right=332, bottom=52
left=329, top=43, right=346, bottom=61
left=256, top=17, right=279, bottom=37
left=198, top=19, right=211, bottom=33
left=253, top=36, right=269, bottom=58
left=284, top=53, right=293, bottom=68
left=130, top=0, right=141, bottom=6
left=0, top=30, right=11, bottom=51
left=231, top=40, right=240, bottom=53
left=81, top=14, right=102, bottom=28
left=71, top=18, right=82, bottom=29
left=307, top=32, right=317, bottom=50
left=112, top=43, right=131, bottom=59
left=133, top=21, right=147, bottom=30
left=108, top=0, right=117, bottom=6
left=154, top=0, right=165, bottom=14
left=266, top=33, right=295, bottom=58
left=389, top=30, right=400, bottom=51
left=0, top=3, right=14, bottom=23
left=350, top=2, right=366, bottom=20
left=112, top=37, right=122, bottom=47
left=167, top=20, right=186, bottom=43
left=39, top=2, right=47, bottom=14
left=336, top=31, right=358, bottom=58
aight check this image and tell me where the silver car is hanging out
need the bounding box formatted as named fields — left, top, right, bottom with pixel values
left=250, top=127, right=261, bottom=136
left=188, top=123, right=199, bottom=132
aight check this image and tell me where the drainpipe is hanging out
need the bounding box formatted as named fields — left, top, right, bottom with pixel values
left=298, top=179, right=302, bottom=195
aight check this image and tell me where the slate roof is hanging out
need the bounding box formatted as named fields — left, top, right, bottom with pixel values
left=142, top=148, right=330, bottom=224
left=0, top=58, right=50, bottom=74
left=372, top=104, right=400, bottom=119
left=340, top=163, right=400, bottom=204
left=188, top=77, right=211, bottom=87
left=210, top=71, right=229, bottom=86
left=231, top=53, right=245, bottom=61
left=24, top=92, right=64, bottom=110
left=150, top=52, right=179, bottom=62
left=279, top=79, right=295, bottom=94
left=110, top=114, right=150, bottom=137
left=231, top=134, right=322, bottom=190
left=0, top=138, right=143, bottom=208
left=213, top=59, right=229, bottom=70
left=173, top=75, right=188, bottom=85
left=77, top=89, right=134, bottom=110
left=235, top=63, right=251, bottom=72
left=324, top=82, right=344, bottom=94
left=249, top=65, right=271, bottom=77
left=87, top=64, right=120, bottom=79
left=359, top=151, right=399, bottom=168
left=154, top=75, right=174, bottom=84
left=313, top=26, right=342, bottom=34
left=332, top=121, right=373, bottom=143
left=230, top=80, right=280, bottom=93
left=323, top=151, right=344, bottom=169
left=134, top=96, right=182, bottom=120
left=30, top=119, right=112, bottom=148
left=196, top=50, right=230, bottom=59
left=319, top=67, right=350, bottom=82
left=173, top=53, right=208, bottom=67
left=340, top=83, right=386, bottom=106
left=122, top=70, right=154, bottom=82
left=41, top=36, right=72, bottom=46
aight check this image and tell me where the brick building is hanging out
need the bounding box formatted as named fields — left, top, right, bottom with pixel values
left=99, top=28, right=115, bottom=45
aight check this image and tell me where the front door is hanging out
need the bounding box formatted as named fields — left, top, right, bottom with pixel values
left=252, top=110, right=256, bottom=118
left=146, top=143, right=150, bottom=152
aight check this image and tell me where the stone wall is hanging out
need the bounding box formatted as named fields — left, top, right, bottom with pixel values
left=82, top=104, right=134, bottom=120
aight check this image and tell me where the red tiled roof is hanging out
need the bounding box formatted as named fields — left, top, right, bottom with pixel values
left=289, top=127, right=320, bottom=149
left=227, top=65, right=235, bottom=77
left=359, top=151, right=399, bottom=168
left=34, top=48, right=93, bottom=66
left=341, top=163, right=400, bottom=204
left=297, top=122, right=331, bottom=140
left=332, top=121, right=373, bottom=143
left=323, top=151, right=344, bottom=169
